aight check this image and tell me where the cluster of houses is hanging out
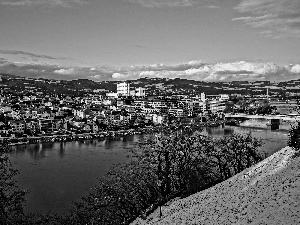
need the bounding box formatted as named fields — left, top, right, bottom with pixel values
left=0, top=82, right=232, bottom=139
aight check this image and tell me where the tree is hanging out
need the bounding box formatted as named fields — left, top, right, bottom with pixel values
left=137, top=127, right=264, bottom=197
left=223, top=101, right=235, bottom=113
left=288, top=122, right=300, bottom=151
left=71, top=162, right=158, bottom=224
left=67, top=126, right=265, bottom=224
left=0, top=142, right=27, bottom=224
left=202, top=133, right=264, bottom=181
left=136, top=124, right=217, bottom=198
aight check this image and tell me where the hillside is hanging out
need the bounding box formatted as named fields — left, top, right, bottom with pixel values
left=132, top=147, right=300, bottom=224
left=2, top=73, right=300, bottom=97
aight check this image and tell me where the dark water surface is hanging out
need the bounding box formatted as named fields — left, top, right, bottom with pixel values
left=9, top=135, right=143, bottom=214
left=9, top=126, right=289, bottom=214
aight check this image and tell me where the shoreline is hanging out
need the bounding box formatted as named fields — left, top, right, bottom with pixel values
left=2, top=127, right=159, bottom=147
left=1, top=120, right=291, bottom=147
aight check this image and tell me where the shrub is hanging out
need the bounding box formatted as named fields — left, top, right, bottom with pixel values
left=0, top=143, right=27, bottom=224
left=288, top=122, right=300, bottom=151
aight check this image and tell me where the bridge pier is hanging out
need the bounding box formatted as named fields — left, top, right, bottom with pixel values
left=267, top=119, right=280, bottom=130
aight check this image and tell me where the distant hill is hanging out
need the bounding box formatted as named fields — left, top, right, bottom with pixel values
left=1, top=73, right=300, bottom=97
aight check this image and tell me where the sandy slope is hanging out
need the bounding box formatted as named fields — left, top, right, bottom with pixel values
left=132, top=147, right=300, bottom=225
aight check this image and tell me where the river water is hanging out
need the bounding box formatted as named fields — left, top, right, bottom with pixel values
left=8, top=125, right=289, bottom=214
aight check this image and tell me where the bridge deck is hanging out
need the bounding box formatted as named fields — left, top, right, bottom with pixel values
left=224, top=114, right=300, bottom=121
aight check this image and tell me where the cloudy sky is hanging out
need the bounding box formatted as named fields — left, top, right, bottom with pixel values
left=0, top=0, right=300, bottom=81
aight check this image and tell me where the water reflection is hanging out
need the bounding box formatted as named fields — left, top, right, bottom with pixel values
left=224, top=127, right=234, bottom=135
left=9, top=137, right=135, bottom=214
left=10, top=143, right=51, bottom=161
left=206, top=125, right=289, bottom=156
left=59, top=142, right=66, bottom=159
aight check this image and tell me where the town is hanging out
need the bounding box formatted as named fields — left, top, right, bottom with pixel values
left=0, top=73, right=300, bottom=145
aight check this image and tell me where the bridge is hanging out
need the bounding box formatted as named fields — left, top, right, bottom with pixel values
left=225, top=113, right=300, bottom=121
left=224, top=113, right=300, bottom=130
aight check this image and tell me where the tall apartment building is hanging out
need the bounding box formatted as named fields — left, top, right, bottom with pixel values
left=116, top=82, right=146, bottom=97
left=117, top=82, right=130, bottom=96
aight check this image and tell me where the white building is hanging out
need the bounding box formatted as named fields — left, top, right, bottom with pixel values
left=106, top=92, right=118, bottom=98
left=208, top=100, right=226, bottom=113
left=200, top=92, right=206, bottom=101
left=117, top=82, right=130, bottom=96
left=152, top=114, right=165, bottom=124
left=219, top=94, right=229, bottom=101
left=135, top=87, right=146, bottom=97
left=169, top=108, right=185, bottom=117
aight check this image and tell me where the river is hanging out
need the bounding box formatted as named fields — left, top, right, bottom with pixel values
left=8, top=125, right=289, bottom=214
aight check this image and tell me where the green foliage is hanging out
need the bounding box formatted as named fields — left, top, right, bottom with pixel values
left=0, top=143, right=27, bottom=225
left=223, top=101, right=234, bottom=113
left=288, top=122, right=300, bottom=150
left=67, top=125, right=264, bottom=224
left=137, top=125, right=215, bottom=198
left=137, top=127, right=264, bottom=197
left=70, top=162, right=158, bottom=224
left=204, top=133, right=264, bottom=181
left=256, top=105, right=276, bottom=115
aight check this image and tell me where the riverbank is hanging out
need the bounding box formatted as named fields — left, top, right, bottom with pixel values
left=1, top=121, right=223, bottom=146
left=1, top=126, right=158, bottom=146
left=2, top=118, right=290, bottom=147
left=131, top=147, right=300, bottom=224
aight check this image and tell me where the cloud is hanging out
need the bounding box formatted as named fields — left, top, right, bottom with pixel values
left=206, top=5, right=219, bottom=9
left=54, top=68, right=75, bottom=74
left=0, top=50, right=67, bottom=60
left=133, top=61, right=299, bottom=81
left=213, top=61, right=279, bottom=74
left=122, top=0, right=206, bottom=8
left=132, top=44, right=144, bottom=48
left=112, top=73, right=132, bottom=79
left=0, top=58, right=300, bottom=82
left=132, top=60, right=206, bottom=72
left=233, top=0, right=300, bottom=38
left=0, top=58, right=8, bottom=63
left=1, top=0, right=87, bottom=7
left=287, top=64, right=300, bottom=73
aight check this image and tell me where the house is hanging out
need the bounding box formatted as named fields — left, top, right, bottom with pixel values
left=169, top=108, right=185, bottom=117
left=39, top=119, right=56, bottom=133
left=8, top=120, right=26, bottom=134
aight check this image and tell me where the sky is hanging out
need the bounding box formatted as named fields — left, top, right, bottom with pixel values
left=0, top=0, right=300, bottom=82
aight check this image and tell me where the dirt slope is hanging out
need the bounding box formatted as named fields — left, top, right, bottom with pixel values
left=132, top=147, right=300, bottom=225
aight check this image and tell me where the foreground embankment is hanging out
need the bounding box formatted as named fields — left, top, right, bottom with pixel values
left=132, top=147, right=300, bottom=224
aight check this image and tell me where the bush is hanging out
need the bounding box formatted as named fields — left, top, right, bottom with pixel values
left=3, top=125, right=264, bottom=224
left=0, top=143, right=27, bottom=224
left=68, top=127, right=265, bottom=224
left=288, top=122, right=300, bottom=150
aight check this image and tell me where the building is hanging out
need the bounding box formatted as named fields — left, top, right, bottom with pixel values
left=117, top=82, right=130, bottom=96
left=169, top=108, right=185, bottom=117
left=135, top=87, right=146, bottom=97
left=9, top=120, right=26, bottom=133
left=219, top=94, right=229, bottom=101
left=208, top=100, right=226, bottom=113
left=39, top=119, right=56, bottom=133
left=148, top=99, right=168, bottom=109
left=200, top=92, right=206, bottom=101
